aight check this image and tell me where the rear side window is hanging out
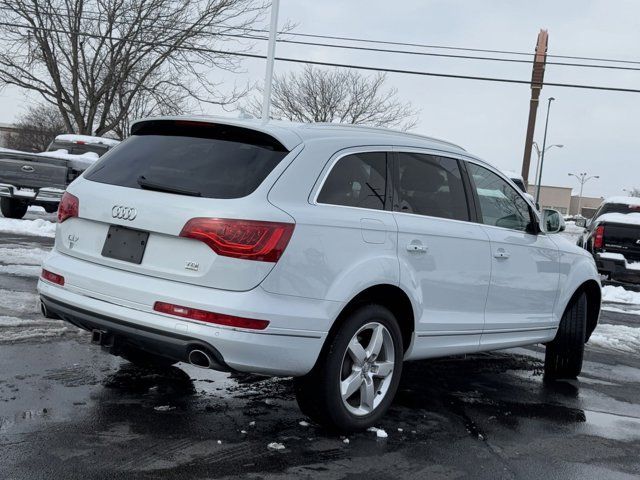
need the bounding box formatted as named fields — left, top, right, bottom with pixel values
left=394, top=153, right=469, bottom=221
left=85, top=121, right=289, bottom=199
left=317, top=152, right=387, bottom=210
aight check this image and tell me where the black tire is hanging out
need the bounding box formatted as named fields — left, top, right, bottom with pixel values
left=44, top=204, right=59, bottom=214
left=118, top=346, right=177, bottom=368
left=544, top=292, right=587, bottom=380
left=0, top=198, right=28, bottom=219
left=294, top=304, right=403, bottom=431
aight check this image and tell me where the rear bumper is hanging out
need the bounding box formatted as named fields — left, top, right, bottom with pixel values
left=595, top=254, right=640, bottom=285
left=0, top=183, right=63, bottom=203
left=38, top=250, right=338, bottom=376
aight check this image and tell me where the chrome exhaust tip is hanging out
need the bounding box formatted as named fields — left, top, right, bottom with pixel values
left=188, top=349, right=212, bottom=369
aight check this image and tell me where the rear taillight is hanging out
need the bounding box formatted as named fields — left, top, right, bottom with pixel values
left=153, top=301, right=269, bottom=330
left=41, top=269, right=65, bottom=286
left=58, top=192, right=79, bottom=223
left=594, top=225, right=605, bottom=250
left=179, top=218, right=294, bottom=262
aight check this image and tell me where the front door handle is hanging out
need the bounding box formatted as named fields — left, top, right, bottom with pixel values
left=494, top=248, right=510, bottom=259
left=407, top=242, right=428, bottom=253
left=21, top=165, right=35, bottom=172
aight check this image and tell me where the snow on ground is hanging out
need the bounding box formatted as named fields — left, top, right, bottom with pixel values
left=0, top=217, right=56, bottom=237
left=0, top=264, right=41, bottom=277
left=602, top=285, right=640, bottom=305
left=560, top=221, right=585, bottom=243
left=0, top=247, right=49, bottom=265
left=589, top=324, right=640, bottom=354
left=0, top=289, right=40, bottom=315
left=42, top=149, right=99, bottom=170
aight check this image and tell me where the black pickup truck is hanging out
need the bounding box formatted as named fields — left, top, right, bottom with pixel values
left=0, top=135, right=119, bottom=219
left=578, top=196, right=640, bottom=285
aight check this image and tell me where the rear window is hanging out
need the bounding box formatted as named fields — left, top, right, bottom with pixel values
left=84, top=121, right=289, bottom=199
left=595, top=203, right=640, bottom=219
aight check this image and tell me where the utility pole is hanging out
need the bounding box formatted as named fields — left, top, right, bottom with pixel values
left=569, top=172, right=599, bottom=216
left=521, top=29, right=549, bottom=188
left=261, top=0, right=280, bottom=123
left=535, top=97, right=555, bottom=204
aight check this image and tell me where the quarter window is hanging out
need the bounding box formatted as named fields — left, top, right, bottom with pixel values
left=394, top=153, right=469, bottom=221
left=467, top=163, right=533, bottom=232
left=317, top=152, right=387, bottom=210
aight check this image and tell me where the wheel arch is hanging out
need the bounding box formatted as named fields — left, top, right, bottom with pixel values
left=566, top=279, right=601, bottom=341
left=325, top=284, right=415, bottom=355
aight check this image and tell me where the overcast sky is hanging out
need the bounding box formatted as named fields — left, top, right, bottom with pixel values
left=1, top=0, right=639, bottom=197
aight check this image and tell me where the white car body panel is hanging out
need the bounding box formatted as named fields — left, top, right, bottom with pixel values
left=38, top=116, right=601, bottom=376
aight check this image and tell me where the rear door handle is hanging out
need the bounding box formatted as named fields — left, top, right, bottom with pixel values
left=493, top=249, right=510, bottom=259
left=21, top=165, right=35, bottom=172
left=407, top=242, right=428, bottom=253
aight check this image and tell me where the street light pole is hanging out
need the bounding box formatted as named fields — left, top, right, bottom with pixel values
left=568, top=172, right=600, bottom=216
left=532, top=141, right=563, bottom=188
left=535, top=97, right=555, bottom=204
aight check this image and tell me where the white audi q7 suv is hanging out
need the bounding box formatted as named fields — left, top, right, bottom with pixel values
left=38, top=117, right=601, bottom=431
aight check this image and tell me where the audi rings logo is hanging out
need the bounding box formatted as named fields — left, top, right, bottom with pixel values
left=111, top=205, right=137, bottom=221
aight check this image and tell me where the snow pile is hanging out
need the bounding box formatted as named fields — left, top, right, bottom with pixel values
left=602, top=285, right=640, bottom=305
left=0, top=217, right=56, bottom=237
left=0, top=289, right=40, bottom=314
left=54, top=134, right=120, bottom=147
left=267, top=442, right=285, bottom=451
left=602, top=196, right=640, bottom=207
left=41, top=149, right=100, bottom=170
left=589, top=324, right=640, bottom=353
left=595, top=212, right=640, bottom=226
left=367, top=426, right=388, bottom=438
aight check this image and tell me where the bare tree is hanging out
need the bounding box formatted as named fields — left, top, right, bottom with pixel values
left=6, top=104, right=66, bottom=152
left=625, top=188, right=640, bottom=198
left=0, top=0, right=267, bottom=136
left=246, top=65, right=418, bottom=130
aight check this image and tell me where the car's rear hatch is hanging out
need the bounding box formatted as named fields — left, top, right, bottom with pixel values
left=0, top=152, right=69, bottom=190
left=55, top=119, right=301, bottom=292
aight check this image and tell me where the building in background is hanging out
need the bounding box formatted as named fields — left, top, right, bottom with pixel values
left=569, top=195, right=603, bottom=218
left=0, top=123, right=17, bottom=148
left=527, top=184, right=572, bottom=214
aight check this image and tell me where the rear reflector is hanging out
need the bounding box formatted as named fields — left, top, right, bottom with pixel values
left=58, top=192, right=79, bottom=223
left=41, top=269, right=65, bottom=286
left=180, top=218, right=294, bottom=262
left=153, top=301, right=270, bottom=330
left=594, top=225, right=605, bottom=249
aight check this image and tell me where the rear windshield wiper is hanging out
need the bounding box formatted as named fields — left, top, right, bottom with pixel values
left=137, top=176, right=201, bottom=197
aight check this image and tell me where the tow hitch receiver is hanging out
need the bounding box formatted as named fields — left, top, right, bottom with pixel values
left=91, top=329, right=113, bottom=347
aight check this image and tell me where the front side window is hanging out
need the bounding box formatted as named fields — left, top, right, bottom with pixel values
left=468, top=163, right=533, bottom=232
left=394, top=153, right=469, bottom=221
left=317, top=152, right=387, bottom=210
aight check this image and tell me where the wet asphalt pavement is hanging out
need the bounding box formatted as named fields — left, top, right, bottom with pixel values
left=1, top=214, right=639, bottom=479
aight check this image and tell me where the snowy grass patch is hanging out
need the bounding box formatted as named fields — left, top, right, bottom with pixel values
left=588, top=324, right=640, bottom=354
left=0, top=217, right=56, bottom=237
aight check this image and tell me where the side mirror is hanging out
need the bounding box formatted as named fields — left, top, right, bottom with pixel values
left=574, top=217, right=587, bottom=228
left=542, top=208, right=565, bottom=234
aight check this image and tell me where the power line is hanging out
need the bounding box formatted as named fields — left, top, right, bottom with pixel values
left=2, top=20, right=640, bottom=94
left=4, top=4, right=640, bottom=68
left=3, top=5, right=640, bottom=69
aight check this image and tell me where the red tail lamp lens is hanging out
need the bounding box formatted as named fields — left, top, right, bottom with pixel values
left=58, top=192, right=79, bottom=223
left=41, top=269, right=65, bottom=286
left=180, top=218, right=294, bottom=262
left=153, top=301, right=269, bottom=330
left=594, top=225, right=605, bottom=249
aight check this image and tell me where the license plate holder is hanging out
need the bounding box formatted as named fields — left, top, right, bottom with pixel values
left=101, top=225, right=149, bottom=264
